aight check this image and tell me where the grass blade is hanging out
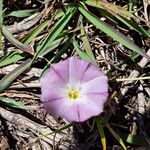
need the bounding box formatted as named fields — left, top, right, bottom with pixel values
left=2, top=26, right=34, bottom=55
left=80, top=20, right=96, bottom=61
left=78, top=4, right=150, bottom=60
left=22, top=20, right=49, bottom=44
left=34, top=6, right=76, bottom=61
left=85, top=0, right=134, bottom=18
left=0, top=97, right=28, bottom=109
left=96, top=118, right=107, bottom=150
left=106, top=124, right=127, bottom=150
left=7, top=9, right=38, bottom=18
left=113, top=15, right=150, bottom=38
left=98, top=8, right=150, bottom=38
left=39, top=36, right=68, bottom=57
left=0, top=51, right=26, bottom=68
left=72, top=38, right=97, bottom=65
left=0, top=59, right=31, bottom=92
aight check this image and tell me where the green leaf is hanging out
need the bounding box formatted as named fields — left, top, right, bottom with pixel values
left=106, top=124, right=127, bottom=150
left=37, top=123, right=73, bottom=140
left=72, top=38, right=97, bottom=65
left=23, top=4, right=75, bottom=44
left=7, top=9, right=38, bottom=18
left=39, top=36, right=68, bottom=57
left=2, top=26, right=34, bottom=55
left=0, top=51, right=26, bottom=68
left=80, top=20, right=96, bottom=61
left=96, top=118, right=107, bottom=150
left=97, top=8, right=150, bottom=38
left=78, top=4, right=150, bottom=60
left=0, top=59, right=31, bottom=92
left=114, top=15, right=150, bottom=38
left=49, top=123, right=72, bottom=135
left=84, top=0, right=134, bottom=18
left=51, top=38, right=72, bottom=63
left=54, top=4, right=75, bottom=20
left=33, top=6, right=76, bottom=62
left=98, top=8, right=119, bottom=24
left=0, top=97, right=28, bottom=109
left=22, top=20, right=49, bottom=44
left=38, top=7, right=75, bottom=50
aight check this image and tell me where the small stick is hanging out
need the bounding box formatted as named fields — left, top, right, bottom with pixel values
left=116, top=76, right=150, bottom=82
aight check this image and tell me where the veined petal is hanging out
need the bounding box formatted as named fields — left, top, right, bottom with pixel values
left=68, top=57, right=106, bottom=86
left=51, top=59, right=69, bottom=83
left=81, top=76, right=108, bottom=94
left=43, top=97, right=72, bottom=117
left=40, top=61, right=69, bottom=101
left=41, top=77, right=64, bottom=102
left=86, top=92, right=108, bottom=107
left=60, top=93, right=107, bottom=122
left=61, top=100, right=104, bottom=122
left=43, top=99, right=62, bottom=117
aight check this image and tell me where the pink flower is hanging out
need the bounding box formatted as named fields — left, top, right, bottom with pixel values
left=40, top=57, right=108, bottom=122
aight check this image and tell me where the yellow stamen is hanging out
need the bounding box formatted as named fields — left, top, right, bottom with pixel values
left=68, top=89, right=79, bottom=100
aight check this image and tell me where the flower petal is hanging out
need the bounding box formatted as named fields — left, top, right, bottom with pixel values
left=50, top=59, right=69, bottom=83
left=43, top=97, right=72, bottom=117
left=86, top=92, right=108, bottom=107
left=40, top=66, right=68, bottom=102
left=68, top=57, right=106, bottom=86
left=81, top=76, right=108, bottom=94
left=61, top=100, right=104, bottom=122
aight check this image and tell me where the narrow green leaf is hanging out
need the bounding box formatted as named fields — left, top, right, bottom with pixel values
left=72, top=38, right=97, bottom=65
left=0, top=97, right=28, bottom=109
left=0, top=51, right=26, bottom=68
left=51, top=38, right=72, bottom=63
left=98, top=8, right=150, bottom=38
left=80, top=20, right=96, bottom=61
left=106, top=124, right=127, bottom=150
left=23, top=4, right=75, bottom=44
left=96, top=118, right=107, bottom=150
left=0, top=59, right=31, bottom=92
left=114, top=15, right=150, bottom=38
left=38, top=7, right=75, bottom=50
left=2, top=26, right=34, bottom=55
left=37, top=123, right=73, bottom=140
left=7, top=9, right=38, bottom=18
left=22, top=20, right=49, bottom=44
left=98, top=8, right=119, bottom=24
left=39, top=36, right=68, bottom=57
left=85, top=0, right=134, bottom=18
left=78, top=4, right=150, bottom=60
left=49, top=123, right=72, bottom=135
left=54, top=4, right=75, bottom=20
left=33, top=6, right=76, bottom=62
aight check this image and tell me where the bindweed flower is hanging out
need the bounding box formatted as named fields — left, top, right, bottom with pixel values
left=40, top=57, right=108, bottom=122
